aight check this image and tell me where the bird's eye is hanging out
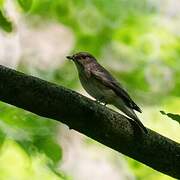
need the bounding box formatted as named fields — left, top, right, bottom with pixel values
left=82, top=55, right=87, bottom=59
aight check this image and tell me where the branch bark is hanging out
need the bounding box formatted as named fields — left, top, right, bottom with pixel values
left=0, top=65, right=179, bottom=179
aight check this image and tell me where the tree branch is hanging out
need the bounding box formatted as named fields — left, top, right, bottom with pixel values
left=0, top=65, right=179, bottom=179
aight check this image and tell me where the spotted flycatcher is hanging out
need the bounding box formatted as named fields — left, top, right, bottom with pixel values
left=67, top=52, right=147, bottom=133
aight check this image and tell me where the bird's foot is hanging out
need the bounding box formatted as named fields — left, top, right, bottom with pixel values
left=96, top=100, right=107, bottom=106
left=96, top=100, right=100, bottom=103
left=95, top=99, right=106, bottom=106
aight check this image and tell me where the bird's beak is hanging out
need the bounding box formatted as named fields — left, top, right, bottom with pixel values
left=66, top=56, right=74, bottom=61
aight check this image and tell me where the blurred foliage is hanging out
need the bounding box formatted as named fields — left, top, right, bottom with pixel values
left=17, top=0, right=33, bottom=12
left=0, top=0, right=4, bottom=7
left=126, top=158, right=175, bottom=180
left=0, top=102, right=68, bottom=179
left=160, top=111, right=180, bottom=124
left=29, top=0, right=153, bottom=55
left=0, top=139, right=67, bottom=180
left=0, top=10, right=12, bottom=32
left=0, top=0, right=179, bottom=179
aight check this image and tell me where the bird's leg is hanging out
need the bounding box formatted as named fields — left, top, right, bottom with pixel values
left=96, top=100, right=104, bottom=105
left=97, top=96, right=107, bottom=106
left=96, top=99, right=100, bottom=103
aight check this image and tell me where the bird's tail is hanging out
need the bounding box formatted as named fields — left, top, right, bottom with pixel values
left=113, top=99, right=148, bottom=134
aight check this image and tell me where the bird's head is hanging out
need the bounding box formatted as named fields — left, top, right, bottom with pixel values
left=66, top=52, right=96, bottom=66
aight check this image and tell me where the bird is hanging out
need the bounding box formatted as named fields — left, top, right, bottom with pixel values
left=66, top=52, right=148, bottom=134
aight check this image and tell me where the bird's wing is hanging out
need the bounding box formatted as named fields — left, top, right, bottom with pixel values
left=91, top=65, right=142, bottom=113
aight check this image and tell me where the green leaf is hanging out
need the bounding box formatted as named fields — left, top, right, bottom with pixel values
left=17, top=0, right=33, bottom=12
left=0, top=10, right=13, bottom=32
left=160, top=111, right=180, bottom=124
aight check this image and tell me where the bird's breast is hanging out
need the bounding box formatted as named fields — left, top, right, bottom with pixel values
left=79, top=72, right=116, bottom=103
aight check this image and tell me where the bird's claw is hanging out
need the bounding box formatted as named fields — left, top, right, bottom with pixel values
left=96, top=100, right=100, bottom=103
left=95, top=99, right=107, bottom=106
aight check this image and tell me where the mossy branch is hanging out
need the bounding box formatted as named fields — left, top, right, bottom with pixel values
left=0, top=65, right=179, bottom=179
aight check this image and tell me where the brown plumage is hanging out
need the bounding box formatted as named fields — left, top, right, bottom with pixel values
left=67, top=52, right=147, bottom=133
